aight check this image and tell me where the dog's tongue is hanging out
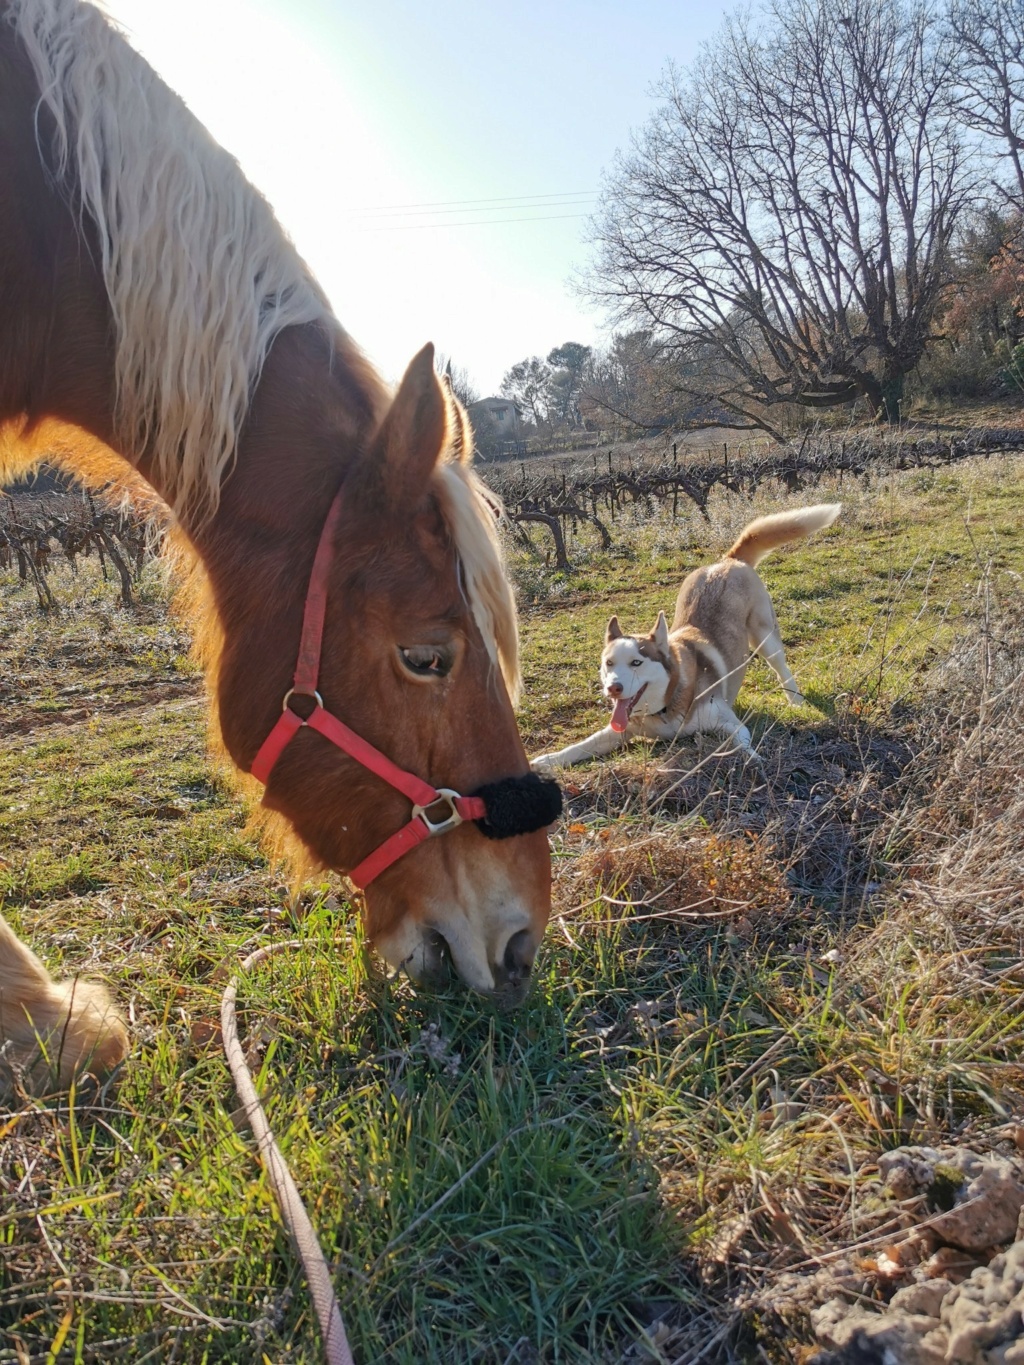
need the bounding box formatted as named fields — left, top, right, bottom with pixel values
left=610, top=698, right=631, bottom=733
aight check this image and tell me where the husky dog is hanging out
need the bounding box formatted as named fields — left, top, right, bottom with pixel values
left=531, top=504, right=841, bottom=773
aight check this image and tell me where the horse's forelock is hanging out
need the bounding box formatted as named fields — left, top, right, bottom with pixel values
left=433, top=462, right=520, bottom=707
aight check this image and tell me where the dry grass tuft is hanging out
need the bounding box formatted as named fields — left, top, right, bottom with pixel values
left=560, top=825, right=791, bottom=927
left=552, top=710, right=916, bottom=920
left=893, top=599, right=1024, bottom=953
left=691, top=591, right=1024, bottom=1352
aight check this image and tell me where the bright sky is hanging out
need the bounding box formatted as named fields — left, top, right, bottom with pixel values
left=101, top=0, right=731, bottom=396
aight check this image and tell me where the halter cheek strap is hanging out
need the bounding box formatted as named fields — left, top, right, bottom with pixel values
left=249, top=486, right=561, bottom=888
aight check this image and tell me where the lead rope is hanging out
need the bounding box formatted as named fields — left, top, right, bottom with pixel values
left=221, top=941, right=355, bottom=1365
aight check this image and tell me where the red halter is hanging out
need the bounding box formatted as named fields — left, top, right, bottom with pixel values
left=249, top=487, right=489, bottom=889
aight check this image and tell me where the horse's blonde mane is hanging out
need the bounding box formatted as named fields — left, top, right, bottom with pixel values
left=435, top=457, right=521, bottom=707
left=8, top=0, right=331, bottom=520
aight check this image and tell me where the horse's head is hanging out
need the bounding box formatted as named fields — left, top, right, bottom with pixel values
left=245, top=346, right=555, bottom=1005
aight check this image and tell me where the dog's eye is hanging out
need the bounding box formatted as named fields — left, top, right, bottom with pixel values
left=399, top=646, right=452, bottom=678
left=630, top=658, right=643, bottom=668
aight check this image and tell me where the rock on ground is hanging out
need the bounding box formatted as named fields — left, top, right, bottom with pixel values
left=760, top=1143, right=1024, bottom=1364
left=877, top=1146, right=1024, bottom=1252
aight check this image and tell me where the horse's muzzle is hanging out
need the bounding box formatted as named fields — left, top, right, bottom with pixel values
left=411, top=922, right=539, bottom=1008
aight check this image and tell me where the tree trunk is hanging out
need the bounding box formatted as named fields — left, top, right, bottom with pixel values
left=860, top=375, right=884, bottom=421
left=510, top=512, right=570, bottom=570
left=880, top=375, right=905, bottom=425
left=95, top=529, right=135, bottom=607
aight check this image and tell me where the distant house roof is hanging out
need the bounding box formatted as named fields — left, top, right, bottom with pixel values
left=468, top=397, right=524, bottom=416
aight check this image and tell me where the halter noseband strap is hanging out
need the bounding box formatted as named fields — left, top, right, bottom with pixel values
left=249, top=486, right=561, bottom=888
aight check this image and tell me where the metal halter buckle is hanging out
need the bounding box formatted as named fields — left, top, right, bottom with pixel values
left=412, top=788, right=464, bottom=837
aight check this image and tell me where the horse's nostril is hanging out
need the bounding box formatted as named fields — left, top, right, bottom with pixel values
left=416, top=926, right=455, bottom=987
left=502, top=928, right=536, bottom=982
left=423, top=926, right=448, bottom=957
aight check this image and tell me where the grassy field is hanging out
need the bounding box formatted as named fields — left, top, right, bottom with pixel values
left=2, top=455, right=1023, bottom=1362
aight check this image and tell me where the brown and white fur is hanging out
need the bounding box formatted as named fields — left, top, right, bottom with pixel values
left=531, top=504, right=841, bottom=772
left=0, top=917, right=128, bottom=1089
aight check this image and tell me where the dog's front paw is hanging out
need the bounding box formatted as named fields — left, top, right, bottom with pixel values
left=530, top=754, right=558, bottom=776
left=730, top=726, right=763, bottom=766
left=732, top=724, right=754, bottom=752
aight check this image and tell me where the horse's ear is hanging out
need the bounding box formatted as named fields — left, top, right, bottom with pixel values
left=606, top=615, right=622, bottom=643
left=367, top=344, right=447, bottom=504
left=446, top=394, right=475, bottom=467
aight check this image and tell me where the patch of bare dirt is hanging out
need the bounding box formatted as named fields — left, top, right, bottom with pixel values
left=0, top=679, right=202, bottom=744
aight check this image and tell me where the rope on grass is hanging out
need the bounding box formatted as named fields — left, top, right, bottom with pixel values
left=221, top=940, right=355, bottom=1365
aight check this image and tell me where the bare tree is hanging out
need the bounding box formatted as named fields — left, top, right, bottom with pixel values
left=947, top=0, right=1024, bottom=209
left=590, top=0, right=976, bottom=428
left=580, top=331, right=684, bottom=431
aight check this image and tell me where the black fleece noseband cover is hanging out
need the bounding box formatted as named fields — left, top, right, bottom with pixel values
left=471, top=773, right=563, bottom=839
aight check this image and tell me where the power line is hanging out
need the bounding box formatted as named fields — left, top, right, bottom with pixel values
left=346, top=189, right=597, bottom=215
left=351, top=197, right=596, bottom=220
left=350, top=212, right=590, bottom=231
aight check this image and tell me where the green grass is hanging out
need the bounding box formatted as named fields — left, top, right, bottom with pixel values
left=2, top=455, right=1024, bottom=1362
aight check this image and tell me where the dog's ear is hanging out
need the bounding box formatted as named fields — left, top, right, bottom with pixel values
left=606, top=615, right=623, bottom=643
left=651, top=611, right=670, bottom=653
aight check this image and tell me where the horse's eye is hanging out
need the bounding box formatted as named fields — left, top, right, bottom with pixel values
left=399, top=645, right=452, bottom=678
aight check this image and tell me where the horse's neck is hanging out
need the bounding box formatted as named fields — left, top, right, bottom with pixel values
left=184, top=322, right=389, bottom=770
left=0, top=178, right=115, bottom=477
left=193, top=322, right=383, bottom=557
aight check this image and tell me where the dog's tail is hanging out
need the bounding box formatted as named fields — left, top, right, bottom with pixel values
left=725, top=503, right=841, bottom=568
left=0, top=913, right=128, bottom=1090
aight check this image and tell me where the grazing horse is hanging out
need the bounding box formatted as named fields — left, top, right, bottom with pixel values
left=0, top=0, right=559, bottom=1087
